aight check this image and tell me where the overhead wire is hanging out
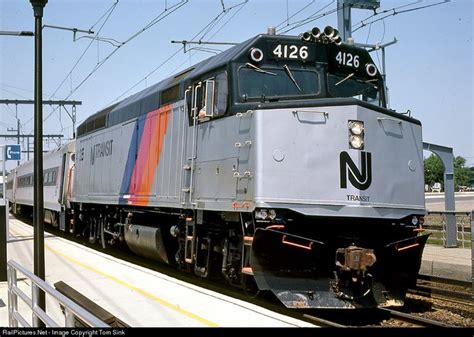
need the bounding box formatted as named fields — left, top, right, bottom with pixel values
left=2, top=103, right=17, bottom=119
left=353, top=0, right=422, bottom=32
left=277, top=1, right=338, bottom=35
left=274, top=0, right=316, bottom=30
left=381, top=20, right=386, bottom=44
left=43, top=0, right=188, bottom=129
left=106, top=0, right=247, bottom=108
left=352, top=0, right=450, bottom=33
left=0, top=87, right=28, bottom=129
left=195, top=0, right=247, bottom=41
left=89, top=0, right=119, bottom=31
left=120, top=0, right=188, bottom=46
left=166, top=0, right=247, bottom=76
left=201, top=0, right=247, bottom=47
left=24, top=0, right=120, bottom=133
left=365, top=23, right=372, bottom=44
left=47, top=0, right=119, bottom=102
left=0, top=87, right=30, bottom=100
left=163, top=0, right=247, bottom=79
left=0, top=83, right=34, bottom=95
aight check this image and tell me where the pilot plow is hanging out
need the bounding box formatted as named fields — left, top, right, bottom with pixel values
left=249, top=227, right=430, bottom=308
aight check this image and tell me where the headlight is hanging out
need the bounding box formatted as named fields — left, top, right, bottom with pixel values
left=349, top=121, right=364, bottom=135
left=349, top=135, right=364, bottom=149
left=268, top=209, right=277, bottom=220
left=411, top=216, right=418, bottom=225
left=255, top=209, right=268, bottom=220
left=255, top=208, right=277, bottom=220
left=348, top=120, right=365, bottom=150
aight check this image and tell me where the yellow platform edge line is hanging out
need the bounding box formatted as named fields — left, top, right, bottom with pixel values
left=9, top=225, right=219, bottom=327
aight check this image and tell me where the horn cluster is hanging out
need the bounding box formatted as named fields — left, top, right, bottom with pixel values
left=299, top=26, right=342, bottom=45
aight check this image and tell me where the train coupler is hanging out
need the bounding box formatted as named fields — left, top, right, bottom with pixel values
left=335, top=245, right=376, bottom=282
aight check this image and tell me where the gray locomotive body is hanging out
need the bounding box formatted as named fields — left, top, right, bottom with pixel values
left=9, top=29, right=430, bottom=309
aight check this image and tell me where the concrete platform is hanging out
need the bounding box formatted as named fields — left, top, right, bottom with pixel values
left=420, top=244, right=472, bottom=283
left=0, top=218, right=315, bottom=327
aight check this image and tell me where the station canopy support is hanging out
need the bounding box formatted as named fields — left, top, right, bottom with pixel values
left=423, top=142, right=457, bottom=248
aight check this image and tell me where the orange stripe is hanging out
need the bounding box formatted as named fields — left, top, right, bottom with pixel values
left=129, top=105, right=171, bottom=205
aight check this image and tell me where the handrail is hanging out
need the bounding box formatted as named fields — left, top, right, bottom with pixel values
left=7, top=259, right=109, bottom=328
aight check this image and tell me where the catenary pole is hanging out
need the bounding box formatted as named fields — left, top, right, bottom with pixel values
left=30, top=0, right=48, bottom=327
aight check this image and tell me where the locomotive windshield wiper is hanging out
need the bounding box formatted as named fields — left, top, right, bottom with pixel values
left=283, top=64, right=301, bottom=92
left=335, top=72, right=354, bottom=86
left=245, top=63, right=276, bottom=76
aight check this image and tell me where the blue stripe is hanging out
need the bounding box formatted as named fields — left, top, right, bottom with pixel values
left=118, top=116, right=146, bottom=204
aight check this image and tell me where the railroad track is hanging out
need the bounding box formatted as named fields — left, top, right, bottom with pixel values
left=377, top=308, right=453, bottom=327
left=303, top=308, right=454, bottom=328
left=303, top=313, right=347, bottom=327
left=409, top=276, right=473, bottom=307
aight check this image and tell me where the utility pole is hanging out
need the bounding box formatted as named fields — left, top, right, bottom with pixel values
left=336, top=0, right=399, bottom=107
left=337, top=0, right=380, bottom=43
left=30, top=0, right=47, bottom=327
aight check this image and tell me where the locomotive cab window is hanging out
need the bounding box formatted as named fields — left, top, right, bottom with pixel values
left=189, top=71, right=228, bottom=122
left=238, top=65, right=320, bottom=102
left=327, top=73, right=383, bottom=107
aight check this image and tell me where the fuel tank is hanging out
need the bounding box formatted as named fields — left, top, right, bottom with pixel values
left=124, top=225, right=169, bottom=263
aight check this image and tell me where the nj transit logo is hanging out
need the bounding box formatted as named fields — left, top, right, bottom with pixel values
left=339, top=151, right=372, bottom=191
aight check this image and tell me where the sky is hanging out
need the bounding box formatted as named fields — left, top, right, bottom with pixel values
left=0, top=0, right=473, bottom=170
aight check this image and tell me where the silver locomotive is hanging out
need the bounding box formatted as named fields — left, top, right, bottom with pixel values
left=8, top=27, right=429, bottom=309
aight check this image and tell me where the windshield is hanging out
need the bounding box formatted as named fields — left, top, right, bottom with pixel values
left=238, top=67, right=320, bottom=101
left=327, top=73, right=383, bottom=106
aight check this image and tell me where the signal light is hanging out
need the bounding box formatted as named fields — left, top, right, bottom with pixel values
left=366, top=63, right=378, bottom=77
left=249, top=47, right=264, bottom=63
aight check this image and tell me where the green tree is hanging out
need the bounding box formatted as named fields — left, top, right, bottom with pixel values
left=454, top=156, right=471, bottom=188
left=470, top=167, right=474, bottom=187
left=424, top=155, right=473, bottom=190
left=424, top=154, right=443, bottom=188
